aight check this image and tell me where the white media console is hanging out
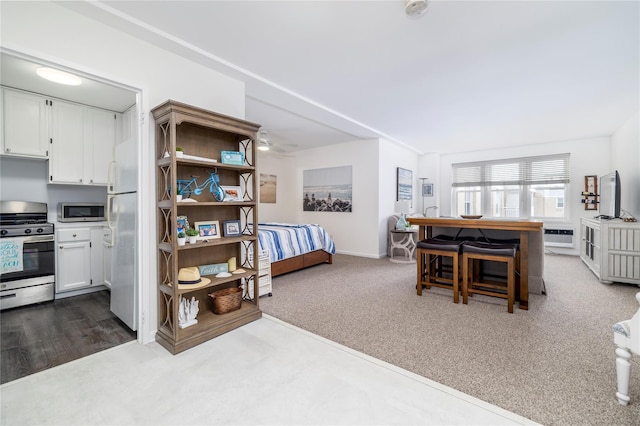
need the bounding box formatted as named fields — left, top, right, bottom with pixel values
left=580, top=217, right=640, bottom=286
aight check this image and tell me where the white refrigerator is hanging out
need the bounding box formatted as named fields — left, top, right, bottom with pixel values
left=107, top=106, right=138, bottom=331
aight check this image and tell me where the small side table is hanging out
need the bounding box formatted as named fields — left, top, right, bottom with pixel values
left=389, top=229, right=418, bottom=263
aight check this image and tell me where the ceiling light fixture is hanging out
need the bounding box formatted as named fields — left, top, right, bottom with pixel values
left=36, top=67, right=82, bottom=86
left=257, top=130, right=270, bottom=151
left=405, top=0, right=428, bottom=17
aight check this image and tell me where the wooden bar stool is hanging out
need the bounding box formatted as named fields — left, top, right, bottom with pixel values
left=416, top=238, right=465, bottom=303
left=462, top=241, right=518, bottom=313
left=474, top=237, right=520, bottom=301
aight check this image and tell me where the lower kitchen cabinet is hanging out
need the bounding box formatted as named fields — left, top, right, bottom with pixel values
left=55, top=225, right=107, bottom=293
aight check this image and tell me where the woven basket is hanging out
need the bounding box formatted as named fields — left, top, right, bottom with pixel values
left=208, top=287, right=242, bottom=315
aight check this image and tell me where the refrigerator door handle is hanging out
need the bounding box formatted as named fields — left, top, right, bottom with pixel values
left=107, top=160, right=117, bottom=194
left=106, top=194, right=115, bottom=243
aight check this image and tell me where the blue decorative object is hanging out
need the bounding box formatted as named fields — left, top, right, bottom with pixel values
left=220, top=151, right=245, bottom=165
left=396, top=213, right=408, bottom=230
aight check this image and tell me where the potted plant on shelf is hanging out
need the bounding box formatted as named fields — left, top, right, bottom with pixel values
left=176, top=146, right=184, bottom=158
left=177, top=231, right=187, bottom=246
left=186, top=228, right=199, bottom=244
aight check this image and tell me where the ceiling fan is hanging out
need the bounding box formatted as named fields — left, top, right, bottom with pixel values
left=257, top=130, right=297, bottom=155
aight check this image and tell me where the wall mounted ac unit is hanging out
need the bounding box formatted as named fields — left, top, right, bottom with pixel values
left=543, top=227, right=574, bottom=248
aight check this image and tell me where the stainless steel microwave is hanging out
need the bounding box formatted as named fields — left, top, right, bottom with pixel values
left=58, top=203, right=106, bottom=222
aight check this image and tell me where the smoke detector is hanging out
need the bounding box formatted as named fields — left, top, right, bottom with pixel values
left=406, top=0, right=428, bottom=17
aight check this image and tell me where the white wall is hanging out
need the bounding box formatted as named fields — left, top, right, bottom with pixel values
left=611, top=111, right=640, bottom=218
left=256, top=153, right=297, bottom=223
left=1, top=1, right=246, bottom=344
left=417, top=153, right=440, bottom=217
left=378, top=139, right=420, bottom=256
left=432, top=137, right=612, bottom=255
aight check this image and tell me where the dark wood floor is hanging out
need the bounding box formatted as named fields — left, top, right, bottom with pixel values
left=1, top=290, right=136, bottom=384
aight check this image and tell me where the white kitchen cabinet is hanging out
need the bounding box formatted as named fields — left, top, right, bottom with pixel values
left=581, top=218, right=640, bottom=285
left=56, top=226, right=107, bottom=293
left=48, top=101, right=116, bottom=186
left=49, top=99, right=85, bottom=184
left=56, top=228, right=92, bottom=292
left=85, top=107, right=116, bottom=185
left=1, top=88, right=50, bottom=159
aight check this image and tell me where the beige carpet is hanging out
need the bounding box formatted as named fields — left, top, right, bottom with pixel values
left=260, top=253, right=640, bottom=426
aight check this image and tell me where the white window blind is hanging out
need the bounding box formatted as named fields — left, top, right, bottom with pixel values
left=452, top=153, right=570, bottom=187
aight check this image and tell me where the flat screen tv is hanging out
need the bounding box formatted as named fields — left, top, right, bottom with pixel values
left=599, top=170, right=621, bottom=219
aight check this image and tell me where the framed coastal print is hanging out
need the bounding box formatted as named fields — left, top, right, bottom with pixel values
left=422, top=183, right=433, bottom=197
left=302, top=165, right=352, bottom=212
left=194, top=220, right=220, bottom=240
left=397, top=167, right=413, bottom=206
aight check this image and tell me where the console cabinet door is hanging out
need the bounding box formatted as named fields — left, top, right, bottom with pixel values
left=1, top=88, right=49, bottom=159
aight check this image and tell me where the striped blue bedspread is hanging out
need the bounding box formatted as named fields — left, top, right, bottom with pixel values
left=257, top=223, right=336, bottom=262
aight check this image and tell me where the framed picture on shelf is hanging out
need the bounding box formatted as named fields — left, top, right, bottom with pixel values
left=220, top=185, right=243, bottom=202
left=194, top=221, right=220, bottom=240
left=176, top=215, right=190, bottom=234
left=220, top=151, right=245, bottom=165
left=223, top=220, right=242, bottom=237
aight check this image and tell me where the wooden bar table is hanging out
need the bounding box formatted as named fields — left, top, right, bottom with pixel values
left=408, top=217, right=543, bottom=310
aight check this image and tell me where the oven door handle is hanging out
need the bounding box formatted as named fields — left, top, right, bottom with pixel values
left=21, top=234, right=55, bottom=244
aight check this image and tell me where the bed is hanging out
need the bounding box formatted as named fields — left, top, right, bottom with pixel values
left=257, top=223, right=336, bottom=277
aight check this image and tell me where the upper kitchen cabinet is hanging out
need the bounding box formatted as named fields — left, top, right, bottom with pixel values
left=84, top=107, right=116, bottom=185
left=1, top=88, right=50, bottom=159
left=49, top=100, right=117, bottom=186
left=49, top=99, right=84, bottom=183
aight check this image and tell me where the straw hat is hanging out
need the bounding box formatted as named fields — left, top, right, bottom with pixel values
left=177, top=266, right=211, bottom=290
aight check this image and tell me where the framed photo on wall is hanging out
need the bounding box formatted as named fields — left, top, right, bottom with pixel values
left=397, top=167, right=413, bottom=206
left=423, top=183, right=434, bottom=197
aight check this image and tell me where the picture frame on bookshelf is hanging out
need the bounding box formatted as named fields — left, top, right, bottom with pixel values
left=221, top=186, right=243, bottom=202
left=220, top=151, right=245, bottom=165
left=223, top=220, right=242, bottom=237
left=177, top=215, right=190, bottom=234
left=194, top=221, right=220, bottom=240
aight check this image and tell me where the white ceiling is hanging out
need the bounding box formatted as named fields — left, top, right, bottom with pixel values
left=0, top=53, right=137, bottom=113
left=16, top=1, right=640, bottom=155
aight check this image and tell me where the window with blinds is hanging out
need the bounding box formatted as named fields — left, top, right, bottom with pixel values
left=451, top=153, right=570, bottom=219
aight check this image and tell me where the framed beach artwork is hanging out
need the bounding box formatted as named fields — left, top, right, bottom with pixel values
left=397, top=167, right=413, bottom=206
left=260, top=174, right=277, bottom=203
left=303, top=166, right=352, bottom=212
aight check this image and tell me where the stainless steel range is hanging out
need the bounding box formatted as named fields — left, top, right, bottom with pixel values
left=0, top=201, right=55, bottom=310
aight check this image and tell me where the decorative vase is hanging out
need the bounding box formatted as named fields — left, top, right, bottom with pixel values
left=176, top=150, right=184, bottom=158
left=176, top=194, right=183, bottom=202
left=177, top=237, right=186, bottom=246
left=396, top=213, right=408, bottom=230
left=187, top=236, right=197, bottom=244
